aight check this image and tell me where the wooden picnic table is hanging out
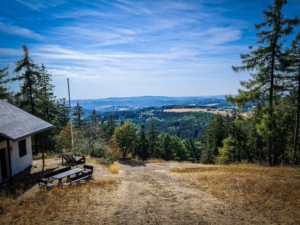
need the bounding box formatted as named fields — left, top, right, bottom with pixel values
left=51, top=168, right=84, bottom=186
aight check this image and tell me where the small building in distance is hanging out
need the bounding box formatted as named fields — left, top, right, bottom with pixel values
left=0, top=100, right=54, bottom=184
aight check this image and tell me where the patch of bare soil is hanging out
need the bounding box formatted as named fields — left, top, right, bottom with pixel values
left=3, top=159, right=271, bottom=224
left=97, top=162, right=269, bottom=225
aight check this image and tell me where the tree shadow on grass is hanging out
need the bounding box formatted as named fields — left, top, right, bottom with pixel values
left=118, top=158, right=146, bottom=167
left=0, top=164, right=61, bottom=197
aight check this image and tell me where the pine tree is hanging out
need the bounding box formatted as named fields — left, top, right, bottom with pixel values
left=182, top=139, right=195, bottom=161
left=0, top=65, right=11, bottom=100
left=135, top=124, right=149, bottom=160
left=287, top=33, right=300, bottom=163
left=37, top=63, right=56, bottom=122
left=172, top=136, right=189, bottom=161
left=104, top=115, right=117, bottom=140
left=157, top=133, right=173, bottom=160
left=12, top=44, right=41, bottom=153
left=200, top=116, right=227, bottom=163
left=228, top=0, right=299, bottom=165
left=72, top=101, right=85, bottom=129
left=57, top=98, right=70, bottom=128
left=90, top=109, right=100, bottom=124
left=12, top=44, right=40, bottom=115
left=84, top=109, right=101, bottom=150
left=147, top=119, right=158, bottom=158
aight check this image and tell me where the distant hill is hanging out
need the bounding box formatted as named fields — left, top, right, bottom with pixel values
left=71, top=95, right=233, bottom=113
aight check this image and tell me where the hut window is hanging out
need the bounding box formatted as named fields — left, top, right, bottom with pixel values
left=19, top=139, right=27, bottom=157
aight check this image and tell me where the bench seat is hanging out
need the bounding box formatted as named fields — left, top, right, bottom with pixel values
left=37, top=178, right=54, bottom=190
left=61, top=154, right=86, bottom=166
left=43, top=166, right=71, bottom=182
left=81, top=165, right=94, bottom=175
left=63, top=171, right=92, bottom=186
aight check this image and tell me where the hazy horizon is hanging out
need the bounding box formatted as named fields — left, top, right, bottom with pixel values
left=70, top=94, right=232, bottom=101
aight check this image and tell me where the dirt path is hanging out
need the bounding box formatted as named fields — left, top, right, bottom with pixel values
left=18, top=159, right=269, bottom=224
left=93, top=162, right=268, bottom=225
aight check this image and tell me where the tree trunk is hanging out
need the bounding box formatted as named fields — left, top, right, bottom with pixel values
left=41, top=133, right=45, bottom=169
left=293, top=64, right=300, bottom=164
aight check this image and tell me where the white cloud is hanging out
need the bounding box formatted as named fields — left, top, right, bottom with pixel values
left=0, top=22, right=43, bottom=40
left=203, top=27, right=242, bottom=45
left=53, top=10, right=107, bottom=19
left=16, top=0, right=64, bottom=11
left=0, top=47, right=22, bottom=56
left=49, top=68, right=97, bottom=80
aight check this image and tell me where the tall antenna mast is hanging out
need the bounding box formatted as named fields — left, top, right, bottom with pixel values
left=67, top=78, right=75, bottom=157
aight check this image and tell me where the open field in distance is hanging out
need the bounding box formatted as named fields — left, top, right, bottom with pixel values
left=163, top=108, right=250, bottom=117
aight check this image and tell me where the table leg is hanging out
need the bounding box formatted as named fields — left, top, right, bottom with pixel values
left=66, top=175, right=71, bottom=182
left=58, top=178, right=63, bottom=187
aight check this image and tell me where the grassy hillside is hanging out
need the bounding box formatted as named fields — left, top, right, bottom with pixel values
left=171, top=164, right=300, bottom=224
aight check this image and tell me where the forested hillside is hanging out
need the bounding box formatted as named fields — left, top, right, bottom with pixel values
left=100, top=108, right=216, bottom=139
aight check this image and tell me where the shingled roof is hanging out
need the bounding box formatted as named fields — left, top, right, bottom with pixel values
left=0, top=100, right=54, bottom=141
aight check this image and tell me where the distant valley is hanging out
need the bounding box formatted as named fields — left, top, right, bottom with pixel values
left=71, top=95, right=233, bottom=113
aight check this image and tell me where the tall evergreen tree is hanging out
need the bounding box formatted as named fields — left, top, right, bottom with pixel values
left=12, top=44, right=41, bottom=153
left=72, top=101, right=85, bottom=129
left=57, top=98, right=70, bottom=128
left=172, top=136, right=189, bottom=161
left=287, top=33, right=300, bottom=163
left=12, top=44, right=40, bottom=115
left=182, top=139, right=195, bottom=161
left=157, top=133, right=174, bottom=160
left=147, top=119, right=158, bottom=158
left=228, top=0, right=299, bottom=165
left=0, top=65, right=11, bottom=100
left=84, top=109, right=101, bottom=150
left=37, top=63, right=56, bottom=122
left=135, top=124, right=149, bottom=160
left=246, top=115, right=264, bottom=163
left=200, top=115, right=227, bottom=163
left=104, top=115, right=117, bottom=140
left=90, top=109, right=100, bottom=124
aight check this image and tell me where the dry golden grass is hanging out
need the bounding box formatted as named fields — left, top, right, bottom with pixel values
left=0, top=179, right=118, bottom=225
left=163, top=108, right=251, bottom=118
left=147, top=158, right=194, bottom=164
left=85, top=155, right=99, bottom=164
left=85, top=156, right=120, bottom=174
left=85, top=155, right=109, bottom=170
left=32, top=153, right=60, bottom=160
left=146, top=158, right=168, bottom=163
left=171, top=164, right=300, bottom=224
left=109, top=164, right=119, bottom=174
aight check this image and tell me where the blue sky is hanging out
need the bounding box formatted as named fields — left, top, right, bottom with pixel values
left=0, top=0, right=299, bottom=99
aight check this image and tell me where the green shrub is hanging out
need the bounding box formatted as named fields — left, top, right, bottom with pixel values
left=33, top=153, right=47, bottom=160
left=96, top=157, right=113, bottom=166
left=90, top=147, right=106, bottom=158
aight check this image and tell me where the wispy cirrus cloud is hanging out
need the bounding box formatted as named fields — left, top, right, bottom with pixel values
left=189, top=27, right=242, bottom=45
left=0, top=22, right=43, bottom=40
left=52, top=10, right=109, bottom=19
left=15, top=0, right=64, bottom=11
